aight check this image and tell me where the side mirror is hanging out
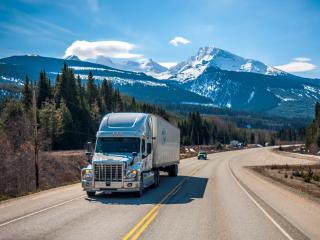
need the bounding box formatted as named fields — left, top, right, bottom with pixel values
left=85, top=142, right=92, bottom=163
left=147, top=143, right=152, bottom=154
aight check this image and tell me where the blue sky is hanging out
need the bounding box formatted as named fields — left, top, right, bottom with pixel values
left=0, top=0, right=319, bottom=78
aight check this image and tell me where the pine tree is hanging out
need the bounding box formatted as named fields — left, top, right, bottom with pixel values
left=37, top=70, right=51, bottom=108
left=86, top=71, right=98, bottom=105
left=23, top=75, right=32, bottom=110
left=114, top=88, right=123, bottom=112
left=39, top=100, right=57, bottom=150
left=315, top=102, right=320, bottom=121
left=100, top=79, right=113, bottom=113
left=55, top=100, right=73, bottom=149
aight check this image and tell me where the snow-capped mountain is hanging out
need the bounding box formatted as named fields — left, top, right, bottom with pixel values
left=95, top=57, right=168, bottom=78
left=0, top=55, right=211, bottom=105
left=64, top=55, right=81, bottom=61
left=1, top=47, right=320, bottom=118
left=168, top=46, right=284, bottom=82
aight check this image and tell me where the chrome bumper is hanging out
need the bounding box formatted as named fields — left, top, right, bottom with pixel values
left=82, top=180, right=140, bottom=192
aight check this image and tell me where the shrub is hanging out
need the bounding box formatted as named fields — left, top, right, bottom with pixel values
left=303, top=168, right=313, bottom=183
left=292, top=168, right=302, bottom=177
left=312, top=175, right=320, bottom=182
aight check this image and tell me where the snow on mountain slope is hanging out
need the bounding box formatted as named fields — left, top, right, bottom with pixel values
left=177, top=66, right=320, bottom=118
left=64, top=55, right=81, bottom=61
left=169, top=46, right=285, bottom=82
left=95, top=57, right=168, bottom=78
left=0, top=55, right=212, bottom=105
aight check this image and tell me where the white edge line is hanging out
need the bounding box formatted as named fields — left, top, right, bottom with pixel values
left=228, top=161, right=294, bottom=240
left=0, top=195, right=85, bottom=228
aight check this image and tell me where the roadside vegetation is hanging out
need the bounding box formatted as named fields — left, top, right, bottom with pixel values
left=251, top=164, right=320, bottom=199
left=0, top=63, right=307, bottom=200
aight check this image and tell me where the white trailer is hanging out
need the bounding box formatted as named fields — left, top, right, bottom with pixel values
left=81, top=112, right=180, bottom=197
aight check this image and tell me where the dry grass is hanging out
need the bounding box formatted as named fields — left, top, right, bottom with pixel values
left=251, top=164, right=320, bottom=199
left=0, top=149, right=88, bottom=201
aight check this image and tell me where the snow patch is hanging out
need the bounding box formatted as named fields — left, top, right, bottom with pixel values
left=247, top=91, right=255, bottom=103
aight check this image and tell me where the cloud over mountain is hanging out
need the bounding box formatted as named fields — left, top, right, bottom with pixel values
left=276, top=57, right=316, bottom=73
left=64, top=40, right=143, bottom=60
left=169, top=36, right=191, bottom=46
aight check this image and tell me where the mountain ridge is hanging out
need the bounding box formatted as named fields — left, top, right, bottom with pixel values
left=1, top=46, right=319, bottom=118
left=0, top=55, right=212, bottom=105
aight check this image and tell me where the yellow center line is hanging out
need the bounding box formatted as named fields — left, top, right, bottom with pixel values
left=122, top=165, right=203, bottom=240
left=122, top=205, right=160, bottom=240
left=130, top=211, right=159, bottom=240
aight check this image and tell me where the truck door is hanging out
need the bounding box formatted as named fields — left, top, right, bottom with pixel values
left=144, top=117, right=153, bottom=170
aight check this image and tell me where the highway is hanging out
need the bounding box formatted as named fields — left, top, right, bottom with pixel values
left=1, top=147, right=320, bottom=240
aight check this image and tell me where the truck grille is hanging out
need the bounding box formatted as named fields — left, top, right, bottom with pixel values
left=94, top=164, right=123, bottom=182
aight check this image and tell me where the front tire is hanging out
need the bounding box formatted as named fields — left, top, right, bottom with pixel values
left=135, top=177, right=144, bottom=197
left=86, top=191, right=96, bottom=197
left=151, top=169, right=160, bottom=188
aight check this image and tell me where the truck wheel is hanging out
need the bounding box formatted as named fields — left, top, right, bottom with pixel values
left=151, top=169, right=160, bottom=188
left=168, top=164, right=178, bottom=177
left=135, top=177, right=144, bottom=197
left=135, top=188, right=143, bottom=198
left=86, top=191, right=96, bottom=197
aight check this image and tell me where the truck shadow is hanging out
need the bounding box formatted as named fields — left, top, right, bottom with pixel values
left=85, top=175, right=208, bottom=205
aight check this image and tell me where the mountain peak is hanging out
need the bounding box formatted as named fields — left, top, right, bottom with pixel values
left=64, top=55, right=81, bottom=61
left=169, top=46, right=285, bottom=82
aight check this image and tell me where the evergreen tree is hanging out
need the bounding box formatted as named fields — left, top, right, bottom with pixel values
left=315, top=102, right=320, bottom=121
left=55, top=100, right=73, bottom=149
left=37, top=70, right=51, bottom=108
left=86, top=71, right=98, bottom=105
left=100, top=79, right=113, bottom=113
left=113, top=88, right=123, bottom=112
left=23, top=75, right=32, bottom=110
left=39, top=100, right=58, bottom=150
left=54, top=73, right=62, bottom=106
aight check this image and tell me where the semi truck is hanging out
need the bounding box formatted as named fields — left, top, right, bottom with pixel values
left=81, top=112, right=180, bottom=197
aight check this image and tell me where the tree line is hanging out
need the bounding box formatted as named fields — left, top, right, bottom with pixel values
left=178, top=112, right=282, bottom=146
left=0, top=62, right=305, bottom=151
left=20, top=63, right=170, bottom=150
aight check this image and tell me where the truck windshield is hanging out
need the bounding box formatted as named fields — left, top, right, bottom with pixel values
left=95, top=137, right=140, bottom=154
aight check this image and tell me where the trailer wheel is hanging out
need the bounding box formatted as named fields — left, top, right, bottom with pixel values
left=168, top=164, right=178, bottom=177
left=86, top=191, right=96, bottom=197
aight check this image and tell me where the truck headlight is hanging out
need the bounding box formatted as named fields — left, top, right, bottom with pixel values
left=82, top=169, right=93, bottom=181
left=126, top=169, right=138, bottom=179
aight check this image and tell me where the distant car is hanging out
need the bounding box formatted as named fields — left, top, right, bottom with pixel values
left=197, top=151, right=207, bottom=160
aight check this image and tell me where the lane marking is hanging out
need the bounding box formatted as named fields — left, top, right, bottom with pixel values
left=122, top=205, right=160, bottom=240
left=123, top=165, right=204, bottom=240
left=0, top=195, right=85, bottom=228
left=228, top=160, right=294, bottom=240
left=130, top=211, right=159, bottom=240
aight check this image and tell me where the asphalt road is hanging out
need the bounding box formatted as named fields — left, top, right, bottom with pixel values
left=1, top=147, right=320, bottom=240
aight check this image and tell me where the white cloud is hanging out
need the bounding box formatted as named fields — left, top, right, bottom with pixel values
left=276, top=58, right=316, bottom=73
left=293, top=57, right=311, bottom=62
left=159, top=62, right=178, bottom=69
left=64, top=40, right=143, bottom=60
left=169, top=36, right=191, bottom=47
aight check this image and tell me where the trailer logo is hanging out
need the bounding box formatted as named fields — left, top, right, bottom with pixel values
left=161, top=128, right=167, bottom=144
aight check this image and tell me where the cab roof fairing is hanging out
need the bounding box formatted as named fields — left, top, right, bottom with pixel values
left=96, top=113, right=149, bottom=138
